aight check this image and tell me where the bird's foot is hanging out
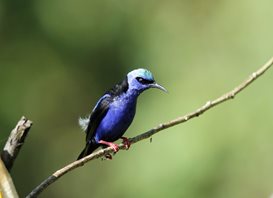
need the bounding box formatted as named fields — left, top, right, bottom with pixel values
left=99, top=140, right=119, bottom=153
left=121, top=137, right=131, bottom=150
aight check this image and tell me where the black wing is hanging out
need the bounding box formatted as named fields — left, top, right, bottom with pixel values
left=106, top=76, right=129, bottom=96
left=85, top=76, right=128, bottom=142
left=85, top=94, right=112, bottom=142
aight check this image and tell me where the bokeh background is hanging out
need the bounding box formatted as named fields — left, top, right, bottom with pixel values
left=1, top=0, right=273, bottom=197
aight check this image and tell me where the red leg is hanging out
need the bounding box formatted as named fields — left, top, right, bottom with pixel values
left=99, top=140, right=119, bottom=152
left=121, top=137, right=131, bottom=150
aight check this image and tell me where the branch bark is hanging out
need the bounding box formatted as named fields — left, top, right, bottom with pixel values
left=26, top=57, right=273, bottom=198
left=1, top=116, right=32, bottom=171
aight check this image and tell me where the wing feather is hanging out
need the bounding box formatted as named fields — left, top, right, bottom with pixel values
left=85, top=94, right=112, bottom=141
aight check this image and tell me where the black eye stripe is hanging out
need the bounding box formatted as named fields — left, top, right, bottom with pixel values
left=136, top=77, right=154, bottom=84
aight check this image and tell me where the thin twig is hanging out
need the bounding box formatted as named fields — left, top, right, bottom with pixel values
left=1, top=116, right=33, bottom=171
left=26, top=57, right=273, bottom=198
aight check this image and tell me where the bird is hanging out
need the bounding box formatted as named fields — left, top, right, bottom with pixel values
left=77, top=68, right=167, bottom=160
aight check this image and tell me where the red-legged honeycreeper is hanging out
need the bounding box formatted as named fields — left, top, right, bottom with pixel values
left=77, top=68, right=167, bottom=159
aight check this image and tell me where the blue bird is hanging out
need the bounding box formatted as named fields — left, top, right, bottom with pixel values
left=77, top=68, right=167, bottom=159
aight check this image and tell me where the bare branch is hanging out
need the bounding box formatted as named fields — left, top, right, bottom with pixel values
left=1, top=116, right=32, bottom=171
left=0, top=159, right=19, bottom=198
left=26, top=57, right=273, bottom=198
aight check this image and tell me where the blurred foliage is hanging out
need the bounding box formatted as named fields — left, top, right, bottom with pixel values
left=1, top=0, right=273, bottom=197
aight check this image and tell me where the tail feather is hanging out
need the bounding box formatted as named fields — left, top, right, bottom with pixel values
left=77, top=143, right=99, bottom=160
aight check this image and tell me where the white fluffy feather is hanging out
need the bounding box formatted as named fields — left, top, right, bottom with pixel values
left=79, top=116, right=90, bottom=132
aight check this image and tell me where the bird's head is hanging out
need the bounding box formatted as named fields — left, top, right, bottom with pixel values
left=127, top=68, right=167, bottom=94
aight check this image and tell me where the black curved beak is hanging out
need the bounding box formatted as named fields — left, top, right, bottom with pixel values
left=150, top=83, right=168, bottom=93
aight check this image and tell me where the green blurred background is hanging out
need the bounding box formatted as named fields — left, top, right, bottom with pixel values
left=1, top=0, right=273, bottom=197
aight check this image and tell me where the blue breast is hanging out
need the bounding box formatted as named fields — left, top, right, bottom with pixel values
left=94, top=94, right=137, bottom=142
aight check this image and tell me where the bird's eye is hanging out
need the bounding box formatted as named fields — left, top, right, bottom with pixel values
left=136, top=77, right=154, bottom=84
